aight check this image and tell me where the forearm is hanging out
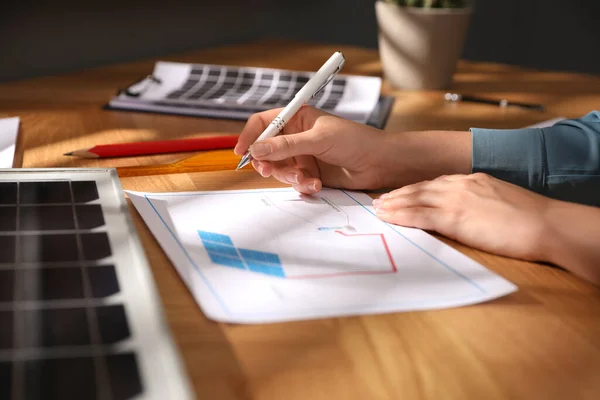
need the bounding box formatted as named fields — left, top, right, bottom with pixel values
left=380, top=130, right=472, bottom=188
left=544, top=200, right=600, bottom=286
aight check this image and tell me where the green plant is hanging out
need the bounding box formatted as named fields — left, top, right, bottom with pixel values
left=384, top=0, right=468, bottom=7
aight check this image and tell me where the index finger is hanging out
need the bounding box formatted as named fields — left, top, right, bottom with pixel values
left=234, top=106, right=323, bottom=155
left=234, top=108, right=285, bottom=155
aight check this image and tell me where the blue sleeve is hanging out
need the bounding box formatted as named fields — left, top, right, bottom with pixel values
left=470, top=111, right=600, bottom=206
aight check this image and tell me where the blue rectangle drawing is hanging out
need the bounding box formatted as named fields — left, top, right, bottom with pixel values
left=198, top=230, right=285, bottom=278
left=208, top=253, right=245, bottom=270
left=203, top=241, right=238, bottom=258
left=238, top=249, right=281, bottom=265
left=246, top=262, right=285, bottom=278
left=198, top=231, right=233, bottom=246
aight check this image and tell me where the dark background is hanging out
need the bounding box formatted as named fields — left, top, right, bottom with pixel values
left=2, top=0, right=599, bottom=82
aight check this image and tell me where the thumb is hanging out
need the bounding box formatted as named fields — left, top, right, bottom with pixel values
left=249, top=130, right=328, bottom=161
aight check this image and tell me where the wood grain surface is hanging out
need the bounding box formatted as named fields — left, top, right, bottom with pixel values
left=1, top=40, right=599, bottom=400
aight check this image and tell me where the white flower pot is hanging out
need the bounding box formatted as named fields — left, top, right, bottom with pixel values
left=375, top=1, right=472, bottom=90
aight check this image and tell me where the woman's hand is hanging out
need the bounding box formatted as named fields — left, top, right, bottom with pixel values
left=236, top=105, right=473, bottom=194
left=374, top=173, right=600, bottom=286
left=373, top=173, right=552, bottom=261
left=235, top=106, right=390, bottom=194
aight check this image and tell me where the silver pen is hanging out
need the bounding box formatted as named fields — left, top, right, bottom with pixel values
left=236, top=52, right=346, bottom=170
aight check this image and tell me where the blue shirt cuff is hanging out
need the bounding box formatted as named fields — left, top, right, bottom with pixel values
left=470, top=127, right=546, bottom=193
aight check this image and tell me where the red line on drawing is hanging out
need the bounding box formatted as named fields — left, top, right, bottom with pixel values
left=288, top=230, right=397, bottom=279
left=334, top=230, right=397, bottom=272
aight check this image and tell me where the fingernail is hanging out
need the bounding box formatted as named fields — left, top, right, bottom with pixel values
left=379, top=193, right=389, bottom=199
left=250, top=143, right=271, bottom=157
left=310, top=182, right=318, bottom=192
left=286, top=172, right=299, bottom=184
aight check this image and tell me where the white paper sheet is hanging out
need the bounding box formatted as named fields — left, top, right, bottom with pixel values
left=0, top=117, right=19, bottom=168
left=109, top=61, right=382, bottom=123
left=127, top=188, right=517, bottom=324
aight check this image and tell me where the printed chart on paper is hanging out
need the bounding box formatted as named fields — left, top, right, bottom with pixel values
left=127, top=188, right=517, bottom=323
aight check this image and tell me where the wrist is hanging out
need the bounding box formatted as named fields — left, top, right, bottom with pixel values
left=539, top=199, right=593, bottom=270
left=539, top=199, right=594, bottom=269
left=536, top=199, right=567, bottom=265
left=377, top=130, right=473, bottom=188
left=539, top=200, right=600, bottom=286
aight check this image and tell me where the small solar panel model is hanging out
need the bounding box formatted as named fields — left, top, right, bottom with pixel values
left=0, top=169, right=193, bottom=400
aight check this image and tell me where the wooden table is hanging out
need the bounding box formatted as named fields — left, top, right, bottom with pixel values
left=2, top=40, right=600, bottom=400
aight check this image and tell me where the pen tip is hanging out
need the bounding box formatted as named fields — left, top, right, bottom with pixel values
left=236, top=154, right=251, bottom=170
left=63, top=152, right=73, bottom=156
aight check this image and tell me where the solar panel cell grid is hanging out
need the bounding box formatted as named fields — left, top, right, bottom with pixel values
left=0, top=178, right=148, bottom=400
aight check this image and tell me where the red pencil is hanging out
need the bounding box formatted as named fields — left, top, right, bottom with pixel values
left=64, top=135, right=239, bottom=158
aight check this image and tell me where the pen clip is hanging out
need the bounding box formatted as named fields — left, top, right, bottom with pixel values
left=312, top=58, right=345, bottom=98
